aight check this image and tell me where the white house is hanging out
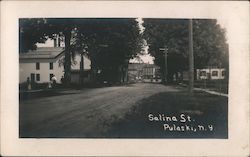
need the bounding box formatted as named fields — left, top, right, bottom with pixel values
left=196, top=68, right=226, bottom=80
left=19, top=47, right=91, bottom=84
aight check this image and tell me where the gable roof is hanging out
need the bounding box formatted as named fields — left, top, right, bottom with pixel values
left=143, top=63, right=160, bottom=69
left=128, top=63, right=159, bottom=70
left=19, top=47, right=64, bottom=59
left=128, top=63, right=146, bottom=70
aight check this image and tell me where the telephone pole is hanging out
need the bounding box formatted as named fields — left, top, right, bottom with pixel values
left=188, top=19, right=194, bottom=95
left=159, top=47, right=168, bottom=84
left=164, top=46, right=168, bottom=84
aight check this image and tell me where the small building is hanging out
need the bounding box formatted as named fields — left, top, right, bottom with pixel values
left=128, top=63, right=161, bottom=83
left=19, top=47, right=91, bottom=84
left=128, top=63, right=145, bottom=81
left=142, top=64, right=160, bottom=79
left=142, top=64, right=161, bottom=82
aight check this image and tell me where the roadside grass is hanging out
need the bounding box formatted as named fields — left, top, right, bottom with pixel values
left=104, top=89, right=228, bottom=138
left=19, top=82, right=136, bottom=101
left=182, top=80, right=228, bottom=94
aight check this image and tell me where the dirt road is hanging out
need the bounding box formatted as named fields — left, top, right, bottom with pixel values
left=20, top=83, right=179, bottom=137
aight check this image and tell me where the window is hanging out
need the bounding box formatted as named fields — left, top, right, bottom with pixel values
left=50, top=62, right=53, bottom=70
left=50, top=74, right=54, bottom=80
left=36, top=74, right=40, bottom=81
left=36, top=62, right=40, bottom=70
left=212, top=71, right=218, bottom=76
left=200, top=71, right=206, bottom=76
left=222, top=70, right=225, bottom=77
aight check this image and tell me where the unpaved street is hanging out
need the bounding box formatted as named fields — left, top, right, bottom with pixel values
left=20, top=83, right=179, bottom=137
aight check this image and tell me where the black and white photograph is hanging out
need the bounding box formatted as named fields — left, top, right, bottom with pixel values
left=19, top=18, right=229, bottom=138
left=1, top=1, right=249, bottom=156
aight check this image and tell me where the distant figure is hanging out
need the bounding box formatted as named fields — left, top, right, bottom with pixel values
left=26, top=77, right=31, bottom=90
left=173, top=74, right=176, bottom=82
left=60, top=75, right=65, bottom=85
left=177, top=72, right=182, bottom=82
left=51, top=75, right=57, bottom=87
left=48, top=81, right=52, bottom=89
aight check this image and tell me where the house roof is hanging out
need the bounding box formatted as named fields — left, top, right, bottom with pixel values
left=19, top=47, right=64, bottom=59
left=128, top=63, right=160, bottom=70
left=143, top=64, right=160, bottom=69
left=128, top=63, right=146, bottom=70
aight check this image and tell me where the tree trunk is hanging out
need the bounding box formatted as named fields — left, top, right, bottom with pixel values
left=63, top=29, right=72, bottom=86
left=167, top=72, right=174, bottom=83
left=121, top=67, right=125, bottom=83
left=80, top=54, right=84, bottom=85
left=161, top=67, right=166, bottom=84
left=121, top=65, right=128, bottom=83
left=124, top=66, right=128, bottom=83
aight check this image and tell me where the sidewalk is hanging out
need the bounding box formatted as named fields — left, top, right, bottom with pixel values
left=19, top=88, right=73, bottom=101
left=194, top=87, right=228, bottom=97
left=178, top=83, right=228, bottom=97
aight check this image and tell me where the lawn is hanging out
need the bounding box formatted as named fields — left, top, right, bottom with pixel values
left=103, top=89, right=228, bottom=138
left=183, top=80, right=228, bottom=94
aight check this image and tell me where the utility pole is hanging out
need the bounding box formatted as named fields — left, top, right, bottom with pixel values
left=159, top=46, right=168, bottom=84
left=164, top=46, right=168, bottom=84
left=188, top=19, right=194, bottom=95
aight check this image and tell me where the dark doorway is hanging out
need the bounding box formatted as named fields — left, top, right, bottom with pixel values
left=30, top=73, right=35, bottom=83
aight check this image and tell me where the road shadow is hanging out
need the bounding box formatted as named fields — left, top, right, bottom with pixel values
left=19, top=89, right=79, bottom=101
left=102, top=90, right=228, bottom=138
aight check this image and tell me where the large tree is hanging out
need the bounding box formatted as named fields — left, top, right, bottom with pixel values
left=143, top=18, right=229, bottom=82
left=19, top=18, right=48, bottom=52
left=19, top=18, right=143, bottom=85
left=20, top=18, right=81, bottom=85
left=75, top=18, right=143, bottom=84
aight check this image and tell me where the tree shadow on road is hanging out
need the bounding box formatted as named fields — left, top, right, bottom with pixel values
left=19, top=90, right=79, bottom=101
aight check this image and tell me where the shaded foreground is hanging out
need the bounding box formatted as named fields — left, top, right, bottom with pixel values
left=20, top=83, right=175, bottom=137
left=104, top=90, right=228, bottom=138
left=19, top=83, right=227, bottom=138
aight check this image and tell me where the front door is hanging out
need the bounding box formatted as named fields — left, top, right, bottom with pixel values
left=30, top=73, right=35, bottom=83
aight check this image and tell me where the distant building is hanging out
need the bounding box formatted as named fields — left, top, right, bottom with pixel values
left=128, top=63, right=161, bottom=82
left=196, top=68, right=226, bottom=80
left=128, top=63, right=145, bottom=81
left=142, top=64, right=160, bottom=79
left=182, top=67, right=226, bottom=81
left=19, top=48, right=91, bottom=84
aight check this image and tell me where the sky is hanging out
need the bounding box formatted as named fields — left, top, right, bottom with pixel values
left=129, top=18, right=154, bottom=64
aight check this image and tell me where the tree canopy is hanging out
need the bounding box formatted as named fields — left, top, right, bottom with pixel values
left=143, top=18, right=229, bottom=81
left=76, top=19, right=143, bottom=68
left=19, top=18, right=48, bottom=53
left=19, top=18, right=143, bottom=84
left=76, top=19, right=143, bottom=83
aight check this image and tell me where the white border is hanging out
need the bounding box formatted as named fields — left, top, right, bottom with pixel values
left=1, top=1, right=249, bottom=156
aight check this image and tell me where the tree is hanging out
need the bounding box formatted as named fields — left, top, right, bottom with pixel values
left=76, top=18, right=143, bottom=84
left=20, top=18, right=79, bottom=86
left=143, top=18, right=228, bottom=82
left=19, top=18, right=143, bottom=85
left=143, top=19, right=189, bottom=82
left=19, top=18, right=48, bottom=53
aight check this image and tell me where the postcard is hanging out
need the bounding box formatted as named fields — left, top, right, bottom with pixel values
left=0, top=1, right=249, bottom=156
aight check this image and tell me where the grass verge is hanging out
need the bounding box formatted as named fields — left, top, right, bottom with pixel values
left=104, top=90, right=228, bottom=138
